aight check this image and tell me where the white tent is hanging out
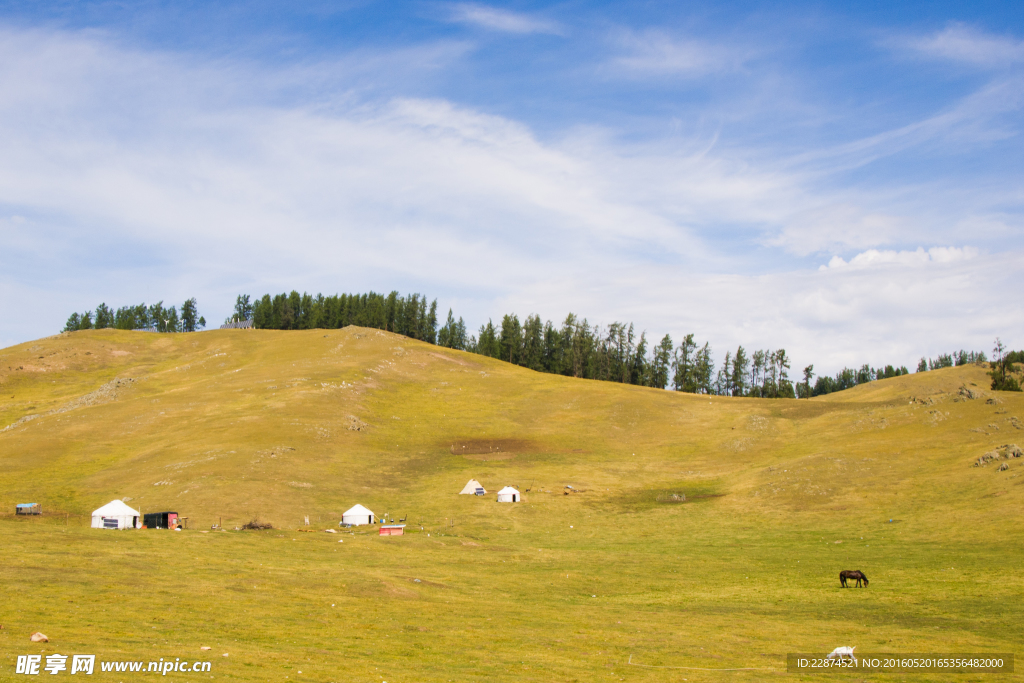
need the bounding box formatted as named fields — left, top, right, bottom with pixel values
left=342, top=504, right=375, bottom=526
left=496, top=486, right=520, bottom=503
left=459, top=479, right=486, bottom=495
left=91, top=500, right=140, bottom=529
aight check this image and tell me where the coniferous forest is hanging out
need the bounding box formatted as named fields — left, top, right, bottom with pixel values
left=239, top=292, right=440, bottom=344
left=62, top=300, right=205, bottom=333
left=61, top=291, right=1018, bottom=396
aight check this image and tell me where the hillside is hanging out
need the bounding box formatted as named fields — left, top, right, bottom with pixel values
left=1, top=328, right=1020, bottom=526
left=1, top=328, right=1022, bottom=681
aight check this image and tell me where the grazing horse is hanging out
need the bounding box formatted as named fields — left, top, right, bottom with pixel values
left=840, top=570, right=869, bottom=587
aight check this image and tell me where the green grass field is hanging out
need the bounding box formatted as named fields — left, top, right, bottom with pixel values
left=1, top=328, right=1022, bottom=682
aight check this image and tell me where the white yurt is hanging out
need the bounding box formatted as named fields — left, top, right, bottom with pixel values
left=459, top=479, right=486, bottom=495
left=496, top=486, right=520, bottom=503
left=341, top=504, right=376, bottom=526
left=91, top=500, right=140, bottom=529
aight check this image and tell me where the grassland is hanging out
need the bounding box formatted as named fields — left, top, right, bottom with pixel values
left=1, top=328, right=1022, bottom=682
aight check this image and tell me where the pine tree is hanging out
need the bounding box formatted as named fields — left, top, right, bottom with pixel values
left=454, top=317, right=467, bottom=350
left=233, top=295, right=252, bottom=323
left=731, top=346, right=749, bottom=396
left=717, top=351, right=733, bottom=396
left=438, top=309, right=457, bottom=348
left=651, top=334, right=673, bottom=389
left=499, top=314, right=523, bottom=364
left=750, top=350, right=765, bottom=397
left=672, top=334, right=697, bottom=392
left=147, top=302, right=165, bottom=331
left=694, top=343, right=714, bottom=394
left=522, top=315, right=544, bottom=370
left=776, top=349, right=792, bottom=397
left=476, top=321, right=500, bottom=358
left=990, top=337, right=1023, bottom=391
left=631, top=332, right=648, bottom=386
left=181, top=298, right=199, bottom=332
left=425, top=299, right=439, bottom=344
left=94, top=303, right=113, bottom=329
left=166, top=306, right=180, bottom=333
left=799, top=364, right=814, bottom=398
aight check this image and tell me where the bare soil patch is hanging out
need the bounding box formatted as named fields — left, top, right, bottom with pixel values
left=445, top=438, right=537, bottom=456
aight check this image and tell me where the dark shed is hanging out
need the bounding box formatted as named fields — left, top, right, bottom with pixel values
left=144, top=511, right=179, bottom=529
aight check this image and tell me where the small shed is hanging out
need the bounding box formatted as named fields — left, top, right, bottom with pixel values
left=459, top=479, right=486, bottom=495
left=16, top=503, right=41, bottom=515
left=342, top=504, right=376, bottom=526
left=143, top=511, right=179, bottom=529
left=379, top=524, right=405, bottom=536
left=91, top=500, right=140, bottom=529
left=496, top=486, right=520, bottom=503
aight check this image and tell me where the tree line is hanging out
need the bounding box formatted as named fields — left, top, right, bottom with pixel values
left=63, top=300, right=205, bottom=333
left=915, top=350, right=987, bottom=372
left=63, top=290, right=1016, bottom=397
left=232, top=295, right=1010, bottom=397
left=240, top=291, right=439, bottom=343
left=437, top=311, right=928, bottom=398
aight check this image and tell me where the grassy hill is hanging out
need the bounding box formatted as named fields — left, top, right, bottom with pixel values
left=1, top=328, right=1022, bottom=682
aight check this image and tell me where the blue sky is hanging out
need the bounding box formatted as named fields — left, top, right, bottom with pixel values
left=1, top=0, right=1022, bottom=373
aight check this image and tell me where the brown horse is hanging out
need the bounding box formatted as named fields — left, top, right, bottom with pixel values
left=840, top=570, right=869, bottom=587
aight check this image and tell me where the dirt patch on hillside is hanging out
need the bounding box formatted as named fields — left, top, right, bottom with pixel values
left=777, top=402, right=879, bottom=419
left=54, top=377, right=139, bottom=414
left=429, top=353, right=470, bottom=366
left=595, top=483, right=726, bottom=512
left=2, top=377, right=139, bottom=433
left=464, top=453, right=516, bottom=461
left=445, top=439, right=538, bottom=460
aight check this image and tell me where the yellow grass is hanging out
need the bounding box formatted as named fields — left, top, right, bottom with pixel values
left=1, top=328, right=1022, bottom=682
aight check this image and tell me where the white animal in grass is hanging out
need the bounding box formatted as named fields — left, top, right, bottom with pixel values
left=827, top=646, right=856, bottom=663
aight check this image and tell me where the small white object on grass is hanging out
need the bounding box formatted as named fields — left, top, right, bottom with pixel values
left=827, top=646, right=856, bottom=662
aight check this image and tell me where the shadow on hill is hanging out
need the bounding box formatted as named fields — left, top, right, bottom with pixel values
left=593, top=482, right=726, bottom=513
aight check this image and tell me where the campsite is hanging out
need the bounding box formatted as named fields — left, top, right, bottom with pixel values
left=1, top=327, right=1023, bottom=682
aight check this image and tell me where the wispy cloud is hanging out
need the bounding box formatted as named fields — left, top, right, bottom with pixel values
left=503, top=250, right=1023, bottom=372
left=0, top=24, right=1021, bottom=369
left=444, top=3, right=562, bottom=35
left=900, top=23, right=1024, bottom=68
left=783, top=75, right=1024, bottom=179
left=610, top=30, right=752, bottom=76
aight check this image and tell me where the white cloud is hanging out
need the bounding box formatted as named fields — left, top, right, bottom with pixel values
left=445, top=3, right=562, bottom=35
left=610, top=30, right=750, bottom=76
left=768, top=204, right=909, bottom=256
left=0, top=26, right=1021, bottom=371
left=502, top=250, right=1022, bottom=374
left=903, top=23, right=1024, bottom=68
left=821, top=246, right=979, bottom=270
